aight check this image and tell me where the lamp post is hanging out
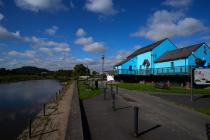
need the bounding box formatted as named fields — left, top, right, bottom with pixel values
left=101, top=55, right=104, bottom=80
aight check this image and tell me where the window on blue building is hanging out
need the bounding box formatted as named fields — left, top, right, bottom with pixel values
left=129, top=65, right=132, bottom=71
left=171, top=62, right=174, bottom=68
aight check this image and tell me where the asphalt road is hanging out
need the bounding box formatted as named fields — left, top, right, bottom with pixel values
left=84, top=87, right=210, bottom=140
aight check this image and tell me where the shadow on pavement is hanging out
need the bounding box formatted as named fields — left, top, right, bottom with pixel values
left=80, top=99, right=92, bottom=140
left=114, top=106, right=132, bottom=111
left=138, top=125, right=161, bottom=137
left=194, top=95, right=210, bottom=101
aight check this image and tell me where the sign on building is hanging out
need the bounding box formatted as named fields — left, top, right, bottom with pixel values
left=194, top=68, right=210, bottom=85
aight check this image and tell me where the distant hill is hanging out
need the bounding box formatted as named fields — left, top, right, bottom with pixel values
left=12, top=66, right=50, bottom=74
left=0, top=66, right=50, bottom=75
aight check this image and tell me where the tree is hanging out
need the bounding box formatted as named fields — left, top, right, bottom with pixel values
left=72, top=64, right=90, bottom=78
left=92, top=71, right=98, bottom=75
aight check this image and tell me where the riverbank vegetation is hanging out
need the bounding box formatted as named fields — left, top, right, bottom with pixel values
left=0, top=64, right=95, bottom=83
left=78, top=80, right=101, bottom=100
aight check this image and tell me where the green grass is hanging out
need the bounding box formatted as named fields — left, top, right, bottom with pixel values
left=196, top=108, right=210, bottom=116
left=117, top=83, right=210, bottom=94
left=78, top=81, right=101, bottom=100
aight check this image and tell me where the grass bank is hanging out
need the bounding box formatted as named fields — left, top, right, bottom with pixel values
left=196, top=108, right=210, bottom=116
left=117, top=83, right=210, bottom=94
left=78, top=80, right=101, bottom=100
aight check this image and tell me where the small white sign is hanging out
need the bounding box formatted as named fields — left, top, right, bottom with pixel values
left=194, top=68, right=210, bottom=85
left=107, top=75, right=114, bottom=82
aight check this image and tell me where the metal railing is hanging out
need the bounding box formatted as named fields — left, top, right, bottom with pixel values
left=115, top=66, right=191, bottom=75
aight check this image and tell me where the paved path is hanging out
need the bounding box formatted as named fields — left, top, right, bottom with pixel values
left=83, top=87, right=210, bottom=140
left=152, top=93, right=210, bottom=109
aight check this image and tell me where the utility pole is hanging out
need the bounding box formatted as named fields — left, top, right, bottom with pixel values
left=101, top=55, right=105, bottom=80
left=191, top=66, right=193, bottom=102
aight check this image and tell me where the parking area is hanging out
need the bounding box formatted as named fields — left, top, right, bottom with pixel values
left=83, top=86, right=210, bottom=140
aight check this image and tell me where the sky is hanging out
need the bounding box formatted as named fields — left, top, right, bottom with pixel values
left=0, top=0, right=210, bottom=71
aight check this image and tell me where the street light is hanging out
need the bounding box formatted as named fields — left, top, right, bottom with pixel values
left=101, top=55, right=104, bottom=80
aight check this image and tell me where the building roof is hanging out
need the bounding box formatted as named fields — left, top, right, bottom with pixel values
left=114, top=38, right=167, bottom=67
left=155, top=43, right=204, bottom=63
left=127, top=38, right=167, bottom=59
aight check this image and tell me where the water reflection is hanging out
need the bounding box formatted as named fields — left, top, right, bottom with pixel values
left=0, top=80, right=62, bottom=140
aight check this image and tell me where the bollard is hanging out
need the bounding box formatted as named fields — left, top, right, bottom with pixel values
left=55, top=92, right=58, bottom=101
left=106, top=82, right=107, bottom=88
left=116, top=85, right=118, bottom=94
left=112, top=93, right=116, bottom=111
left=43, top=104, right=46, bottom=116
left=28, top=118, right=32, bottom=138
left=134, top=106, right=139, bottom=137
left=207, top=124, right=210, bottom=140
left=103, top=88, right=106, bottom=100
left=111, top=84, right=113, bottom=94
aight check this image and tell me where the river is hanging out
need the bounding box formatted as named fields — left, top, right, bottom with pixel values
left=0, top=80, right=62, bottom=140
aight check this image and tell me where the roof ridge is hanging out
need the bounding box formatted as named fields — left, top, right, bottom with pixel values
left=126, top=38, right=167, bottom=59
left=155, top=42, right=204, bottom=63
left=178, top=43, right=203, bottom=49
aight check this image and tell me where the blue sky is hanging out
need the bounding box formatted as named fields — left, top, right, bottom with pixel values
left=0, top=0, right=210, bottom=71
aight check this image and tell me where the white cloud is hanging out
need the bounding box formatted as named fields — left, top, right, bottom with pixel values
left=75, top=58, right=97, bottom=65
left=74, top=27, right=106, bottom=53
left=163, top=0, right=192, bottom=8
left=0, top=13, right=4, bottom=21
left=132, top=10, right=207, bottom=41
left=0, top=26, right=22, bottom=40
left=0, top=25, right=72, bottom=70
left=39, top=47, right=52, bottom=54
left=85, top=0, right=117, bottom=15
left=45, top=26, right=58, bottom=36
left=76, top=28, right=86, bottom=37
left=29, top=36, right=69, bottom=48
left=53, top=46, right=71, bottom=52
left=8, top=50, right=36, bottom=58
left=4, top=49, right=73, bottom=70
left=0, top=26, right=70, bottom=48
left=133, top=45, right=142, bottom=50
left=75, top=37, right=93, bottom=46
left=84, top=42, right=105, bottom=52
left=116, top=50, right=131, bottom=60
left=15, top=0, right=67, bottom=12
left=39, top=46, right=70, bottom=54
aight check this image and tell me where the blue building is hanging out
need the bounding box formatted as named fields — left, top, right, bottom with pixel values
left=114, top=39, right=210, bottom=76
